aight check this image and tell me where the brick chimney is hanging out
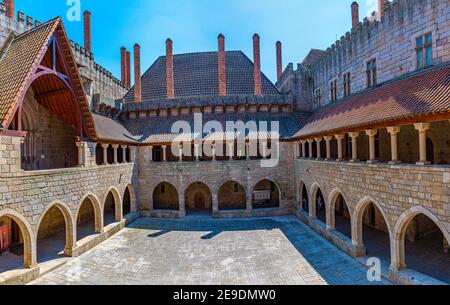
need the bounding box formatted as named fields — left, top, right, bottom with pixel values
left=4, top=0, right=14, bottom=18
left=120, top=47, right=126, bottom=85
left=218, top=34, right=227, bottom=96
left=276, top=41, right=282, bottom=82
left=125, top=50, right=131, bottom=87
left=134, top=44, right=142, bottom=102
left=83, top=11, right=91, bottom=52
left=253, top=34, right=262, bottom=96
left=378, top=0, right=388, bottom=18
left=351, top=2, right=360, bottom=28
left=166, top=38, right=175, bottom=99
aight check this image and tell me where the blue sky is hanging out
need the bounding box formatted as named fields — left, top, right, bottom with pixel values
left=16, top=0, right=375, bottom=83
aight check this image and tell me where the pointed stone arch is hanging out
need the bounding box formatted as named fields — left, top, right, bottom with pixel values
left=103, top=186, right=123, bottom=223
left=35, top=201, right=76, bottom=257
left=123, top=184, right=136, bottom=215
left=76, top=193, right=103, bottom=240
left=391, top=206, right=450, bottom=270
left=326, top=187, right=352, bottom=232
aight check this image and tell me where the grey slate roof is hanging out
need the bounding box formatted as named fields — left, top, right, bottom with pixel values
left=124, top=51, right=280, bottom=103
left=121, top=112, right=308, bottom=144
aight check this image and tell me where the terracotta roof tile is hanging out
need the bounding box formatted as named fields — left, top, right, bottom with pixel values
left=292, top=65, right=450, bottom=139
left=0, top=19, right=58, bottom=126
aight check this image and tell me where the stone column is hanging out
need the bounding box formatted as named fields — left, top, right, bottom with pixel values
left=349, top=132, right=359, bottom=162
left=387, top=126, right=401, bottom=164
left=246, top=191, right=253, bottom=210
left=315, top=137, right=322, bottom=160
left=308, top=139, right=314, bottom=159
left=121, top=145, right=127, bottom=163
left=76, top=142, right=85, bottom=167
left=324, top=136, right=332, bottom=160
left=335, top=134, right=344, bottom=161
left=162, top=145, right=167, bottom=162
left=194, top=144, right=200, bottom=161
left=212, top=143, right=217, bottom=161
left=228, top=143, right=234, bottom=160
left=301, top=141, right=306, bottom=158
left=112, top=144, right=119, bottom=164
left=246, top=142, right=250, bottom=160
left=365, top=129, right=378, bottom=163
left=149, top=146, right=153, bottom=162
left=101, top=144, right=109, bottom=165
left=414, top=123, right=430, bottom=165
left=178, top=144, right=183, bottom=162
left=129, top=146, right=136, bottom=162
left=212, top=193, right=219, bottom=212
left=294, top=142, right=300, bottom=159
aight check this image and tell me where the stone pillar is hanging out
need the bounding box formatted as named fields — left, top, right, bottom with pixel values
left=178, top=144, right=183, bottom=162
left=112, top=144, right=119, bottom=164
left=130, top=146, right=136, bottom=162
left=101, top=144, right=109, bottom=165
left=76, top=142, right=85, bottom=167
left=414, top=123, right=430, bottom=165
left=121, top=145, right=127, bottom=163
left=349, top=132, right=359, bottom=162
left=149, top=146, right=153, bottom=162
left=179, top=193, right=186, bottom=214
left=212, top=143, right=217, bottom=161
left=261, top=141, right=268, bottom=159
left=162, top=145, right=167, bottom=162
left=301, top=141, right=306, bottom=158
left=315, top=137, right=322, bottom=160
left=324, top=136, right=332, bottom=160
left=308, top=139, right=314, bottom=159
left=335, top=134, right=344, bottom=161
left=365, top=129, right=378, bottom=163
left=246, top=142, right=250, bottom=160
left=212, top=194, right=219, bottom=212
left=246, top=191, right=253, bottom=210
left=387, top=126, right=401, bottom=164
left=228, top=143, right=234, bottom=160
left=294, top=142, right=300, bottom=159
left=195, top=144, right=200, bottom=161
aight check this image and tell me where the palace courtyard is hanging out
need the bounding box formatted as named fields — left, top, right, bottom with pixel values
left=29, top=216, right=392, bottom=285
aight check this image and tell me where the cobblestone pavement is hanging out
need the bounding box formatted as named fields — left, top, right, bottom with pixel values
left=30, top=216, right=391, bottom=285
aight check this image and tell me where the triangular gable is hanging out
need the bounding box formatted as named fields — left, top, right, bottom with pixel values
left=0, top=17, right=98, bottom=140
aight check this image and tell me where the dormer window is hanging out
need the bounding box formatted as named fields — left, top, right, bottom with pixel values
left=416, top=33, right=433, bottom=69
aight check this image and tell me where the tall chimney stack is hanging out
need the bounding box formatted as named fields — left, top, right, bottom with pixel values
left=120, top=47, right=126, bottom=85
left=276, top=41, right=282, bottom=82
left=134, top=44, right=142, bottom=102
left=125, top=51, right=131, bottom=87
left=351, top=2, right=360, bottom=28
left=253, top=34, right=262, bottom=96
left=166, top=38, right=175, bottom=99
left=378, top=0, right=388, bottom=18
left=4, top=0, right=14, bottom=18
left=218, top=34, right=227, bottom=96
left=83, top=11, right=92, bottom=52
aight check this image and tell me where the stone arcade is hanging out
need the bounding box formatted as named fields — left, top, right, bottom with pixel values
left=0, top=0, right=449, bottom=285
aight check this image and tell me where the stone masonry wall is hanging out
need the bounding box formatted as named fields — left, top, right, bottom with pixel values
left=137, top=142, right=296, bottom=212
left=312, top=0, right=450, bottom=109
left=0, top=135, right=136, bottom=232
left=295, top=159, right=450, bottom=237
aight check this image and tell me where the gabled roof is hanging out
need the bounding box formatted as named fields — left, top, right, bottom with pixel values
left=124, top=51, right=280, bottom=103
left=0, top=17, right=98, bottom=139
left=292, top=65, right=450, bottom=139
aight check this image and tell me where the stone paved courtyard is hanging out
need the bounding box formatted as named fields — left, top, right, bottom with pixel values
left=30, top=216, right=391, bottom=285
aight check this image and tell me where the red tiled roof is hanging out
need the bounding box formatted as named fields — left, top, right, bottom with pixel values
left=292, top=65, right=450, bottom=139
